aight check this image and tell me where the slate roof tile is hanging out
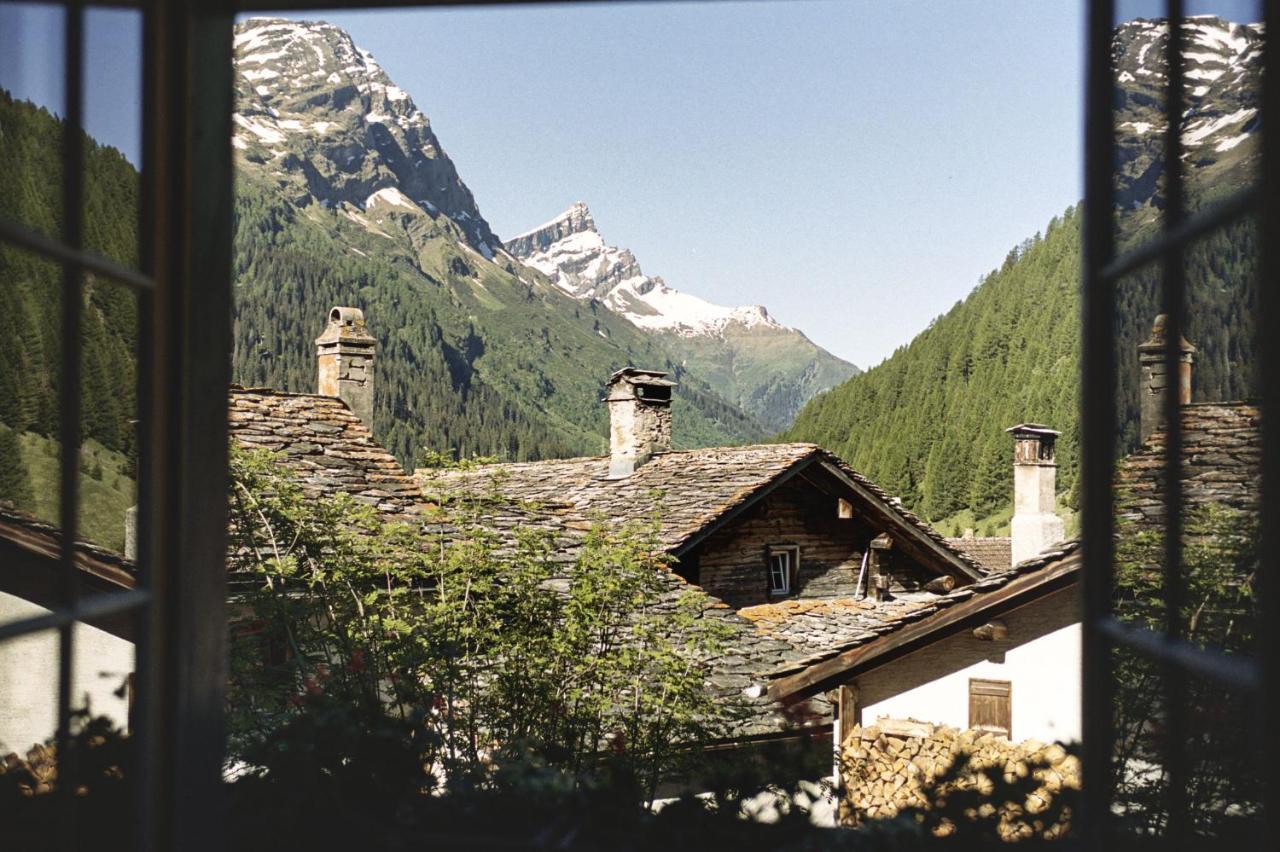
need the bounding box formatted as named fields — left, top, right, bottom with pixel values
left=416, top=444, right=982, bottom=575
left=228, top=386, right=423, bottom=520
left=945, top=536, right=1013, bottom=572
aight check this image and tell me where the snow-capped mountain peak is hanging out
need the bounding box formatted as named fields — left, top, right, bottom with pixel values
left=231, top=17, right=497, bottom=251
left=505, top=203, right=786, bottom=338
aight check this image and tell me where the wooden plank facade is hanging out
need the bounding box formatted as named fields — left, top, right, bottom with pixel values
left=689, top=477, right=941, bottom=609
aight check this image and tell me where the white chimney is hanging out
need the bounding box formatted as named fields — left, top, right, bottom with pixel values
left=1006, top=424, right=1064, bottom=565
left=605, top=367, right=675, bottom=478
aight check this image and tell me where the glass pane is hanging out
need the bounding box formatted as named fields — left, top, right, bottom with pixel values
left=1110, top=3, right=1263, bottom=245
left=77, top=282, right=138, bottom=556
left=0, top=2, right=65, bottom=241
left=0, top=609, right=62, bottom=756
left=0, top=242, right=63, bottom=546
left=83, top=5, right=143, bottom=272
left=0, top=612, right=135, bottom=788
left=1112, top=222, right=1261, bottom=634
left=1109, top=662, right=1260, bottom=841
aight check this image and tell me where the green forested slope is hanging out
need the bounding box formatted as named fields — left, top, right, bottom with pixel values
left=784, top=211, right=1081, bottom=521
left=0, top=92, right=140, bottom=515
left=784, top=203, right=1258, bottom=523
left=232, top=174, right=764, bottom=468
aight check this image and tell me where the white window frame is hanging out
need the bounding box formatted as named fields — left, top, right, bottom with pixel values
left=767, top=546, right=799, bottom=596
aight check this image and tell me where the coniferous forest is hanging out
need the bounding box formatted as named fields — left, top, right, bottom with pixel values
left=784, top=202, right=1258, bottom=523
left=0, top=92, right=140, bottom=514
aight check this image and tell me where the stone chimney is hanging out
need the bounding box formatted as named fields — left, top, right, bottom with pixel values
left=316, top=306, right=376, bottom=428
left=1006, top=423, right=1065, bottom=565
left=1138, top=314, right=1195, bottom=443
left=605, top=367, right=676, bottom=478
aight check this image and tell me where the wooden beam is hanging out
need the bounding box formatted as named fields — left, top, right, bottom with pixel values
left=819, top=461, right=983, bottom=581
left=769, top=552, right=1080, bottom=702
left=0, top=534, right=136, bottom=641
left=838, top=684, right=859, bottom=746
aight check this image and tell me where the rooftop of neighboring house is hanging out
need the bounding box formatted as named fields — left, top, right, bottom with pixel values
left=416, top=441, right=984, bottom=580
left=1116, top=401, right=1260, bottom=529
left=946, top=534, right=1013, bottom=573
left=762, top=540, right=1082, bottom=704
left=0, top=503, right=136, bottom=590
left=0, top=503, right=137, bottom=640
left=227, top=385, right=423, bottom=520
left=225, top=371, right=840, bottom=738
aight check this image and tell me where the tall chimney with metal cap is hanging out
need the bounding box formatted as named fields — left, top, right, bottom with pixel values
left=1138, top=314, right=1195, bottom=443
left=316, top=306, right=376, bottom=428
left=605, top=367, right=676, bottom=478
left=1007, top=423, right=1065, bottom=565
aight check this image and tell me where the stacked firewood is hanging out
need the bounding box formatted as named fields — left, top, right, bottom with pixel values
left=839, top=718, right=1080, bottom=838
left=1, top=743, right=58, bottom=796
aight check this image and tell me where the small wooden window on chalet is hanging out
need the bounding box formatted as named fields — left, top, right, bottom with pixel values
left=767, top=546, right=799, bottom=596
left=969, top=678, right=1012, bottom=740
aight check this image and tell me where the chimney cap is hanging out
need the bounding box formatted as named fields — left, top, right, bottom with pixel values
left=317, top=305, right=375, bottom=347
left=1005, top=423, right=1060, bottom=437
left=605, top=366, right=677, bottom=404
left=1138, top=314, right=1196, bottom=355
left=607, top=366, right=677, bottom=387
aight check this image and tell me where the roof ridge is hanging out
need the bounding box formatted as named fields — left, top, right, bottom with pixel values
left=230, top=385, right=349, bottom=403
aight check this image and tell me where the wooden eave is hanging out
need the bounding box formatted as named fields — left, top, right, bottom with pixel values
left=766, top=550, right=1080, bottom=703
left=817, top=461, right=983, bottom=582
left=672, top=452, right=981, bottom=586
left=0, top=515, right=137, bottom=641
left=670, top=451, right=818, bottom=558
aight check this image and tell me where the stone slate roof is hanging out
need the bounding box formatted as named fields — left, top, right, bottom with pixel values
left=224, top=394, right=987, bottom=736
left=227, top=386, right=423, bottom=519
left=224, top=390, right=824, bottom=737
left=758, top=540, right=1081, bottom=681
left=739, top=595, right=944, bottom=656
left=945, top=536, right=1013, bottom=572
left=1115, top=402, right=1260, bottom=529
left=417, top=443, right=982, bottom=576
left=764, top=541, right=1081, bottom=701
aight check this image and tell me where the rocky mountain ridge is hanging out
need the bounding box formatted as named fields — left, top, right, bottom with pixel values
left=230, top=17, right=768, bottom=463
left=506, top=202, right=859, bottom=431
left=1113, top=15, right=1263, bottom=210
left=234, top=17, right=498, bottom=251
left=506, top=202, right=784, bottom=339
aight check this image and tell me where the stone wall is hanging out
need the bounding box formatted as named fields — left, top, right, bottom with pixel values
left=839, top=718, right=1080, bottom=839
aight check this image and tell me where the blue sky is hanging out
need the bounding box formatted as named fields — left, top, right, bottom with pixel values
left=0, top=0, right=1263, bottom=367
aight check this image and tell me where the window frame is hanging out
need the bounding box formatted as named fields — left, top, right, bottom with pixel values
left=767, top=544, right=799, bottom=597
left=0, top=2, right=235, bottom=850
left=1081, top=0, right=1277, bottom=846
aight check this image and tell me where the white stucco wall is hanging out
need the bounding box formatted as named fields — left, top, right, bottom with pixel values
left=0, top=591, right=134, bottom=754
left=856, top=588, right=1080, bottom=744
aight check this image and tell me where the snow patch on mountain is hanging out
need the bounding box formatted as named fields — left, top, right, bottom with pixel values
left=1113, top=16, right=1264, bottom=207
left=506, top=203, right=785, bottom=339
